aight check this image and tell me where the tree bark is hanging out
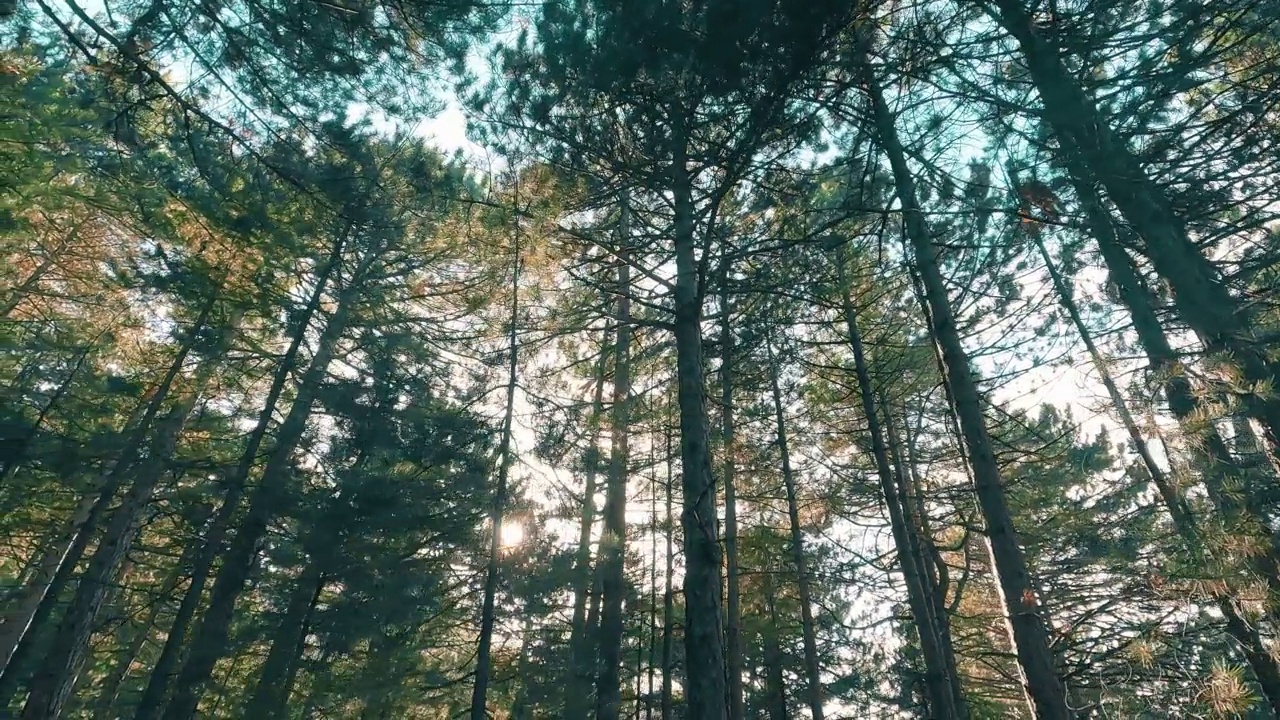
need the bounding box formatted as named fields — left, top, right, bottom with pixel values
left=670, top=132, right=727, bottom=720
left=660, top=408, right=675, bottom=720
left=243, top=564, right=324, bottom=719
left=762, top=570, right=789, bottom=720
left=23, top=302, right=235, bottom=720
left=134, top=229, right=347, bottom=720
left=0, top=339, right=96, bottom=489
left=835, top=251, right=965, bottom=719
left=0, top=493, right=97, bottom=683
left=885, top=403, right=965, bottom=712
left=565, top=349, right=609, bottom=719
left=1033, top=229, right=1280, bottom=711
left=162, top=292, right=353, bottom=720
left=21, top=402, right=194, bottom=719
left=863, top=63, right=1072, bottom=719
left=0, top=291, right=217, bottom=706
left=1058, top=162, right=1280, bottom=605
left=90, top=522, right=205, bottom=720
left=468, top=232, right=522, bottom=720
left=596, top=200, right=634, bottom=720
left=988, top=0, right=1280, bottom=462
left=718, top=252, right=746, bottom=720
left=766, top=337, right=824, bottom=720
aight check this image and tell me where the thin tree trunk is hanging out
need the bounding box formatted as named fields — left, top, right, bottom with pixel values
left=718, top=252, right=746, bottom=720
left=468, top=229, right=522, bottom=720
left=597, top=199, right=634, bottom=720
left=862, top=62, right=1072, bottom=720
left=22, top=401, right=196, bottom=719
left=1060, top=161, right=1280, bottom=603
left=134, top=229, right=347, bottom=720
left=565, top=349, right=609, bottom=719
left=0, top=493, right=97, bottom=681
left=1033, top=233, right=1280, bottom=710
left=762, top=570, right=789, bottom=720
left=0, top=221, right=80, bottom=320
left=91, top=526, right=205, bottom=720
left=23, top=301, right=235, bottom=720
left=0, top=339, right=96, bottom=488
left=0, top=292, right=217, bottom=704
left=242, top=563, right=324, bottom=719
left=660, top=408, right=675, bottom=720
left=670, top=132, right=726, bottom=720
left=835, top=252, right=964, bottom=719
left=988, top=0, right=1280, bottom=461
left=162, top=294, right=353, bottom=720
left=511, top=609, right=536, bottom=720
left=647, top=445, right=659, bottom=720
left=886, top=403, right=965, bottom=712
left=766, top=338, right=824, bottom=720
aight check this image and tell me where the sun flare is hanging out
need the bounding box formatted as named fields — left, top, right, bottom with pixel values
left=499, top=521, right=525, bottom=548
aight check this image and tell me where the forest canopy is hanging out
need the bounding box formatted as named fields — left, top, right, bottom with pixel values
left=2, top=0, right=1279, bottom=718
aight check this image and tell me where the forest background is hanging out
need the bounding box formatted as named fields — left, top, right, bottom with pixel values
left=1, top=0, right=1279, bottom=718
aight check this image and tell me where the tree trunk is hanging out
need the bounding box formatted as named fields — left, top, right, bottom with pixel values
left=766, top=338, right=824, bottom=720
left=90, top=526, right=205, bottom=720
left=1033, top=232, right=1280, bottom=710
left=660, top=409, right=675, bottom=720
left=988, top=0, right=1280, bottom=461
left=134, top=229, right=347, bottom=720
left=468, top=234, right=522, bottom=720
left=21, top=401, right=196, bottom=719
left=0, top=493, right=96, bottom=682
left=835, top=251, right=965, bottom=719
left=597, top=200, right=634, bottom=720
left=762, top=570, right=789, bottom=720
left=511, top=609, right=537, bottom=720
left=885, top=404, right=966, bottom=713
left=862, top=63, right=1072, bottom=720
left=647, top=445, right=659, bottom=720
left=243, top=564, right=324, bottom=719
left=162, top=293, right=353, bottom=720
left=565, top=349, right=609, bottom=719
left=1059, top=162, right=1280, bottom=605
left=24, top=300, right=235, bottom=720
left=0, top=221, right=79, bottom=320
left=0, top=339, right=95, bottom=489
left=0, top=291, right=217, bottom=705
left=670, top=133, right=727, bottom=720
left=718, top=253, right=746, bottom=720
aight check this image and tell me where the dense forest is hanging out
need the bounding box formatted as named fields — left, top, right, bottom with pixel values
left=1, top=0, right=1278, bottom=718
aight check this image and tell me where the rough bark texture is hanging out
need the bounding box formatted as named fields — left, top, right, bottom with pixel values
left=1037, top=182, right=1280, bottom=703
left=244, top=564, right=325, bottom=719
left=0, top=493, right=96, bottom=684
left=660, top=414, right=675, bottom=720
left=766, top=339, right=824, bottom=720
left=763, top=571, right=790, bottom=720
left=596, top=216, right=633, bottom=720
left=836, top=253, right=965, bottom=719
left=1061, top=161, right=1280, bottom=598
left=718, top=260, right=746, bottom=720
left=468, top=241, right=521, bottom=720
left=864, top=64, right=1072, bottom=719
left=670, top=139, right=726, bottom=720
left=163, top=295, right=352, bottom=720
left=21, top=402, right=193, bottom=720
left=135, top=232, right=346, bottom=720
left=988, top=0, right=1280, bottom=461
left=564, top=350, right=608, bottom=719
